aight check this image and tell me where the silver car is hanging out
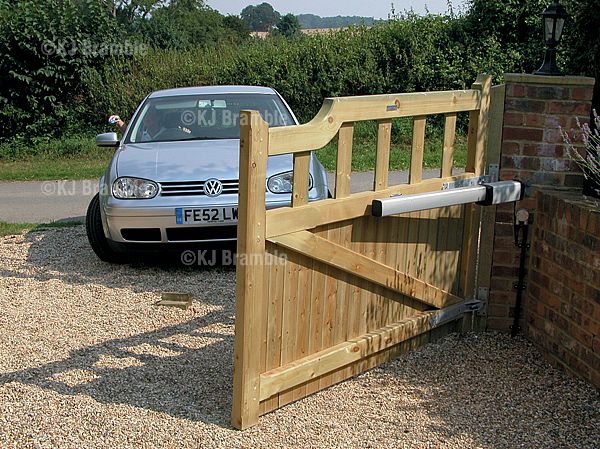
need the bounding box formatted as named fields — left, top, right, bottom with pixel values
left=87, top=86, right=329, bottom=262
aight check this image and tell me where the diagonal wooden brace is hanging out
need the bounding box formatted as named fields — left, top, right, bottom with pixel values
left=269, top=230, right=462, bottom=310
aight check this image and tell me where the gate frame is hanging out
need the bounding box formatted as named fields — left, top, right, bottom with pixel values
left=232, top=75, right=495, bottom=429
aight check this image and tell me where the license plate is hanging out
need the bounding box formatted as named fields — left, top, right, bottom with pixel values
left=175, top=207, right=238, bottom=224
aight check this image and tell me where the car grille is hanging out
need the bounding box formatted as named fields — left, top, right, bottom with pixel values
left=159, top=179, right=239, bottom=197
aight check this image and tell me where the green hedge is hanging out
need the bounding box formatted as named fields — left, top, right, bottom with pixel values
left=80, top=14, right=527, bottom=128
left=1, top=0, right=598, bottom=153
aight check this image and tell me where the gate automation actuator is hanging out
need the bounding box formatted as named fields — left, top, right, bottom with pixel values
left=371, top=180, right=523, bottom=217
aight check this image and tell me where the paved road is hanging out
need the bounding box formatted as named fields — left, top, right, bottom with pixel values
left=0, top=169, right=457, bottom=223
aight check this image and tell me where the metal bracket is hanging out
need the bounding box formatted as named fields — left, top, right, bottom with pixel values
left=429, top=296, right=487, bottom=327
left=488, top=164, right=499, bottom=183
left=474, top=287, right=489, bottom=316
left=464, top=298, right=486, bottom=316
left=441, top=175, right=489, bottom=191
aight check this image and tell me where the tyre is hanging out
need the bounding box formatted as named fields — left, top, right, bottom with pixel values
left=86, top=193, right=125, bottom=263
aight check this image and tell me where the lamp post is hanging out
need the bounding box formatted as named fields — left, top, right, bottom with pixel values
left=534, top=0, right=569, bottom=76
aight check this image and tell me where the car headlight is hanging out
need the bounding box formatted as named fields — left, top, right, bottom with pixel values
left=112, top=177, right=158, bottom=199
left=267, top=171, right=313, bottom=194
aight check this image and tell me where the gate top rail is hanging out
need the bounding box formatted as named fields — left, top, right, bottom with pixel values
left=268, top=87, right=483, bottom=155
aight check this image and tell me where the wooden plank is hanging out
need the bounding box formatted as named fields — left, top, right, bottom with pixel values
left=305, top=226, right=328, bottom=396
left=268, top=89, right=481, bottom=155
left=432, top=207, right=452, bottom=291
left=319, top=224, right=339, bottom=390
left=441, top=113, right=457, bottom=177
left=263, top=244, right=285, bottom=411
left=384, top=216, right=400, bottom=326
left=333, top=221, right=353, bottom=384
left=259, top=244, right=271, bottom=417
left=231, top=110, right=269, bottom=430
left=335, top=123, right=354, bottom=198
left=278, top=250, right=300, bottom=408
left=266, top=172, right=476, bottom=238
left=474, top=83, right=505, bottom=331
left=460, top=75, right=492, bottom=300
left=459, top=204, right=481, bottom=300
left=349, top=217, right=368, bottom=376
left=410, top=116, right=426, bottom=184
left=259, top=311, right=438, bottom=401
left=446, top=205, right=465, bottom=294
left=361, top=216, right=379, bottom=372
left=404, top=211, right=420, bottom=296
left=392, top=213, right=412, bottom=323
left=374, top=119, right=392, bottom=190
left=269, top=230, right=463, bottom=309
left=292, top=255, right=312, bottom=402
left=292, top=152, right=311, bottom=207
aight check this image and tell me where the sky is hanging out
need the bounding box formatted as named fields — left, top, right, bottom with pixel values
left=204, top=0, right=469, bottom=20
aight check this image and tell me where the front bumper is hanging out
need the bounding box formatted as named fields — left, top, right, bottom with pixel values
left=103, top=200, right=292, bottom=244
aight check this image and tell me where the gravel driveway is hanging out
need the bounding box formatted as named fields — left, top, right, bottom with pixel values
left=0, top=226, right=599, bottom=448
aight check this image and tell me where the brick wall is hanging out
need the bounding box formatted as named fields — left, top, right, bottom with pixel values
left=487, top=73, right=595, bottom=331
left=526, top=190, right=600, bottom=388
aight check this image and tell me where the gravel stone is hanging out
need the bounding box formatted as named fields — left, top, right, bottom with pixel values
left=0, top=227, right=599, bottom=448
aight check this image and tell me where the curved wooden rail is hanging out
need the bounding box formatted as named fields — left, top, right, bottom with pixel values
left=269, top=88, right=482, bottom=155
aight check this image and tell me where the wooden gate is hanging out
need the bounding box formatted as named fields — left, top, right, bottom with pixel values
left=232, top=75, right=496, bottom=429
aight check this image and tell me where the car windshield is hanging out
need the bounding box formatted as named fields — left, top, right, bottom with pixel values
left=126, top=93, right=295, bottom=143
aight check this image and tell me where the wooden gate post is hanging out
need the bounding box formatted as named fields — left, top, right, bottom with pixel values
left=460, top=74, right=492, bottom=300
left=231, top=110, right=269, bottom=430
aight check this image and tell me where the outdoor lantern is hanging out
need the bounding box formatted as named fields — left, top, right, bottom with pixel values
left=534, top=0, right=569, bottom=76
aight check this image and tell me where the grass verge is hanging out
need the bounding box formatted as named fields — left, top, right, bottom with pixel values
left=0, top=135, right=113, bottom=181
left=0, top=221, right=82, bottom=237
left=0, top=121, right=467, bottom=181
left=0, top=153, right=113, bottom=181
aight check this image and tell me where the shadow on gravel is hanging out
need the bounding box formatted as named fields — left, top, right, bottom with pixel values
left=0, top=226, right=240, bottom=428
left=0, top=312, right=237, bottom=428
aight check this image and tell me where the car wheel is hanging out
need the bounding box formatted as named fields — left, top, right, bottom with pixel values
left=86, top=193, right=126, bottom=263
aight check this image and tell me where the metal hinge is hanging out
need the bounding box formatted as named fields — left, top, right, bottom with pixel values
left=441, top=175, right=489, bottom=191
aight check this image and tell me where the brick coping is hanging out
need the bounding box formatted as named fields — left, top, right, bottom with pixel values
left=505, top=73, right=595, bottom=87
left=538, top=188, right=600, bottom=213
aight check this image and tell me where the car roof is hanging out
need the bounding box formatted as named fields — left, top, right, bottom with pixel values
left=148, top=85, right=277, bottom=98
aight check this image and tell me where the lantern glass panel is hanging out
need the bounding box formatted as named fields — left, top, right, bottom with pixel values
left=555, top=17, right=565, bottom=41
left=544, top=16, right=554, bottom=42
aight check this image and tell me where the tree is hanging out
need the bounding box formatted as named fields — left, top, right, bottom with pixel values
left=274, top=14, right=301, bottom=38
left=240, top=2, right=281, bottom=32
left=562, top=0, right=600, bottom=115
left=110, top=0, right=169, bottom=24
left=223, top=15, right=251, bottom=43
left=0, top=0, right=120, bottom=140
left=140, top=0, right=240, bottom=49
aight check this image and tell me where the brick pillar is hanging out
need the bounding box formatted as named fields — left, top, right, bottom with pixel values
left=487, top=73, right=596, bottom=332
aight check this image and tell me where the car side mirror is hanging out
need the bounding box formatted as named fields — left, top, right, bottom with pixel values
left=96, top=132, right=119, bottom=147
